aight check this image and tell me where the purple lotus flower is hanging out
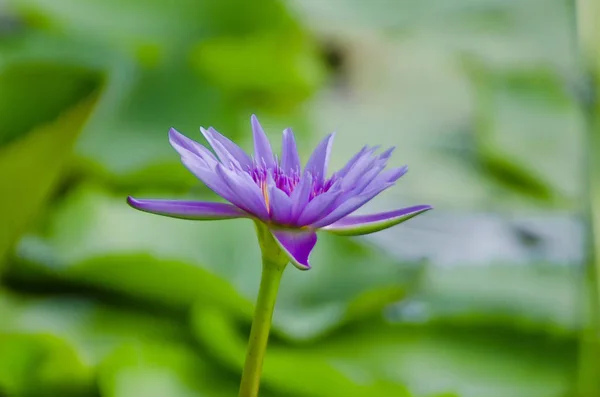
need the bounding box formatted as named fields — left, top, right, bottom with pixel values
left=127, top=115, right=431, bottom=270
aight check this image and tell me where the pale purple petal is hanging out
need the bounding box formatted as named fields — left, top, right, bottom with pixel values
left=378, top=147, right=395, bottom=160
left=267, top=175, right=293, bottom=224
left=200, top=127, right=252, bottom=168
left=363, top=166, right=408, bottom=192
left=289, top=173, right=312, bottom=221
left=346, top=164, right=386, bottom=196
left=311, top=183, right=394, bottom=228
left=382, top=166, right=408, bottom=182
left=322, top=205, right=432, bottom=236
left=339, top=149, right=380, bottom=190
left=180, top=157, right=240, bottom=205
left=296, top=189, right=343, bottom=226
left=251, top=114, right=275, bottom=168
left=127, top=197, right=249, bottom=220
left=304, top=133, right=334, bottom=184
left=216, top=164, right=270, bottom=220
left=335, top=146, right=369, bottom=178
left=169, top=128, right=217, bottom=167
left=281, top=128, right=301, bottom=173
left=270, top=229, right=317, bottom=270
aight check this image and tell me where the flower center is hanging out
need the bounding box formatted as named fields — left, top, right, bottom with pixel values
left=249, top=163, right=336, bottom=204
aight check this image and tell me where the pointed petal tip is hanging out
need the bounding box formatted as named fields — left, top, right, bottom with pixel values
left=296, top=262, right=312, bottom=271
left=168, top=127, right=183, bottom=140
left=251, top=114, right=262, bottom=129
left=199, top=126, right=210, bottom=139
left=251, top=114, right=275, bottom=167
left=126, top=195, right=138, bottom=208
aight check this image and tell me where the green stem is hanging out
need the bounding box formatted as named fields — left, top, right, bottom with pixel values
left=238, top=259, right=284, bottom=397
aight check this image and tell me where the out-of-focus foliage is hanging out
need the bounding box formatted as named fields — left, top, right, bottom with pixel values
left=0, top=0, right=587, bottom=397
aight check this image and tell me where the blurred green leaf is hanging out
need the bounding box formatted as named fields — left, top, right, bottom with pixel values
left=303, top=321, right=576, bottom=397
left=0, top=63, right=98, bottom=146
left=0, top=292, right=189, bottom=363
left=192, top=306, right=575, bottom=397
left=0, top=292, right=262, bottom=397
left=11, top=0, right=205, bottom=56
left=0, top=333, right=94, bottom=397
left=470, top=65, right=583, bottom=207
left=191, top=33, right=326, bottom=107
left=194, top=0, right=297, bottom=36
left=0, top=65, right=102, bottom=267
left=398, top=263, right=581, bottom=335
left=191, top=307, right=411, bottom=397
left=98, top=343, right=237, bottom=397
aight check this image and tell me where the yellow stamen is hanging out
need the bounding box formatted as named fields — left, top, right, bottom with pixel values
left=261, top=181, right=270, bottom=212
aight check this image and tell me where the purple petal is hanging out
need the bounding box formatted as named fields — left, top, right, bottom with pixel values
left=378, top=147, right=395, bottom=160
left=289, top=173, right=312, bottom=221
left=335, top=146, right=369, bottom=178
left=311, top=183, right=394, bottom=228
left=296, top=189, right=342, bottom=226
left=180, top=157, right=240, bottom=204
left=368, top=166, right=408, bottom=187
left=127, top=197, right=249, bottom=220
left=200, top=127, right=252, bottom=168
left=351, top=165, right=407, bottom=198
left=169, top=128, right=218, bottom=167
left=322, top=205, right=432, bottom=236
left=270, top=229, right=317, bottom=270
left=339, top=149, right=380, bottom=190
left=251, top=114, right=275, bottom=168
left=281, top=128, right=301, bottom=173
left=216, top=164, right=270, bottom=220
left=267, top=175, right=293, bottom=224
left=304, top=133, right=335, bottom=184
left=347, top=164, right=386, bottom=196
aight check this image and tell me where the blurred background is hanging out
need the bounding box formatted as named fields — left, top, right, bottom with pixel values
left=0, top=0, right=597, bottom=396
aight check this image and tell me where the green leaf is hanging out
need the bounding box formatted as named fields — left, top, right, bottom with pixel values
left=0, top=63, right=102, bottom=266
left=469, top=64, right=583, bottom=206
left=0, top=333, right=94, bottom=397
left=97, top=343, right=237, bottom=397
left=191, top=307, right=411, bottom=397
left=301, top=321, right=576, bottom=397
left=0, top=62, right=99, bottom=146
left=190, top=33, right=326, bottom=107
left=0, top=290, right=190, bottom=362
left=192, top=306, right=575, bottom=397
left=0, top=291, right=252, bottom=397
left=400, top=262, right=581, bottom=335
left=75, top=64, right=239, bottom=186
left=11, top=0, right=208, bottom=56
